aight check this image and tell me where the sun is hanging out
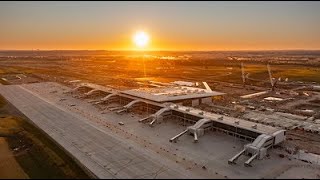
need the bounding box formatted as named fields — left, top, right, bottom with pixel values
left=133, top=31, right=149, bottom=49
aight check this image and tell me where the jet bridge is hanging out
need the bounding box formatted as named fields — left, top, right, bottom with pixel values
left=85, top=89, right=100, bottom=96
left=94, top=93, right=119, bottom=105
left=139, top=107, right=171, bottom=126
left=116, top=100, right=142, bottom=114
left=228, top=130, right=286, bottom=167
left=169, top=129, right=189, bottom=143
left=170, top=118, right=212, bottom=143
left=83, top=89, right=110, bottom=99
left=70, top=85, right=94, bottom=95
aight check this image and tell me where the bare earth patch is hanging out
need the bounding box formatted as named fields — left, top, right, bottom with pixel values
left=0, top=137, right=28, bottom=179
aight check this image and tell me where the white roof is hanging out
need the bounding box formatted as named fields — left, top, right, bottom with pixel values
left=169, top=104, right=281, bottom=135
left=122, top=86, right=224, bottom=102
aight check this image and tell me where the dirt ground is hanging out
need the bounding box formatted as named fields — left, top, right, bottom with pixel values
left=0, top=137, right=28, bottom=179
left=285, top=130, right=320, bottom=155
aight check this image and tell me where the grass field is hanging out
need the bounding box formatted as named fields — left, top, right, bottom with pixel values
left=1, top=58, right=319, bottom=90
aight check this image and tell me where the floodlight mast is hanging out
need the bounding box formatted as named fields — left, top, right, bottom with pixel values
left=267, top=63, right=276, bottom=91
left=241, top=62, right=246, bottom=88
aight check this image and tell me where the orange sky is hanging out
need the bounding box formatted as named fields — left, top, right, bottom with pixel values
left=1, top=2, right=320, bottom=51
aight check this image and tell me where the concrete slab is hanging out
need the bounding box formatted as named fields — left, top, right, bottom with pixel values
left=0, top=84, right=192, bottom=179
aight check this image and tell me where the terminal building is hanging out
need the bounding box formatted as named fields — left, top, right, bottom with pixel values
left=71, top=81, right=286, bottom=167
left=122, top=85, right=225, bottom=106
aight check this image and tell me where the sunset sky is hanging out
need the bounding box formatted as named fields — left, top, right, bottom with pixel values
left=1, top=1, right=320, bottom=51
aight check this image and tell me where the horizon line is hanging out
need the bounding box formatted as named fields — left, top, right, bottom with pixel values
left=1, top=49, right=320, bottom=52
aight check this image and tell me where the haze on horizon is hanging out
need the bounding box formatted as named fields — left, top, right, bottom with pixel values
left=1, top=1, right=320, bottom=51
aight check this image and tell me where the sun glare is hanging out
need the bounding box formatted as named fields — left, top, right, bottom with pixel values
left=133, top=31, right=149, bottom=49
